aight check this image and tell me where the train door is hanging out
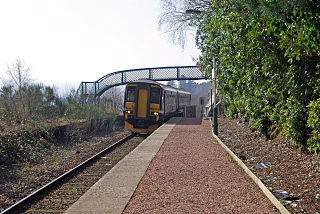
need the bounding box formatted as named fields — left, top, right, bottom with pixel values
left=137, top=88, right=148, bottom=118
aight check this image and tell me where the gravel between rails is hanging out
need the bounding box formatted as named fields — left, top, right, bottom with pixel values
left=21, top=136, right=145, bottom=213
left=123, top=118, right=278, bottom=213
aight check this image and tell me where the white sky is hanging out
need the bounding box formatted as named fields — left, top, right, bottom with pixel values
left=0, top=0, right=201, bottom=91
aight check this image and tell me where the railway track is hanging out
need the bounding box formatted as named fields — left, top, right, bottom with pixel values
left=1, top=134, right=146, bottom=214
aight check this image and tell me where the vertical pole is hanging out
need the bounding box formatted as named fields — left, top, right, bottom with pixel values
left=212, top=56, right=218, bottom=135
left=213, top=106, right=218, bottom=135
left=94, top=82, right=97, bottom=104
left=121, top=71, right=124, bottom=84
left=81, top=82, right=84, bottom=105
left=177, top=67, right=180, bottom=80
left=210, top=88, right=212, bottom=117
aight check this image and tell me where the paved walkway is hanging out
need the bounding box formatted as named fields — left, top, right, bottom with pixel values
left=123, top=118, right=277, bottom=213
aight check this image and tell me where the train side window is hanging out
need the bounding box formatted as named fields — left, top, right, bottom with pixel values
left=127, top=86, right=136, bottom=102
left=150, top=87, right=160, bottom=104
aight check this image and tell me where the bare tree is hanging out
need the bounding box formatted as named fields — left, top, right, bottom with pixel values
left=6, top=58, right=32, bottom=90
left=158, top=0, right=211, bottom=48
left=3, top=58, right=33, bottom=123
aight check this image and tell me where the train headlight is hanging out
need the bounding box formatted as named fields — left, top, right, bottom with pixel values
left=126, top=110, right=133, bottom=114
left=153, top=112, right=159, bottom=116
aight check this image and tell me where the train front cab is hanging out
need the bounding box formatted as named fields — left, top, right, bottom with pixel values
left=124, top=83, right=161, bottom=134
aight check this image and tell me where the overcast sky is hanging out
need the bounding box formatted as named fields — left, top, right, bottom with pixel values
left=0, top=0, right=201, bottom=91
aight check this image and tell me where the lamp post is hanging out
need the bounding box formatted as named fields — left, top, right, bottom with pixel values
left=212, top=57, right=218, bottom=135
left=185, top=8, right=218, bottom=135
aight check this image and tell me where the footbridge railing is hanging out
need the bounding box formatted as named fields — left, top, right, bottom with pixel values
left=74, top=66, right=207, bottom=103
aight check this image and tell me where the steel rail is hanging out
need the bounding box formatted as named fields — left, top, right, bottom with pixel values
left=1, top=133, right=135, bottom=214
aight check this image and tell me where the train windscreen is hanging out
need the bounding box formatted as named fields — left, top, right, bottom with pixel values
left=127, top=86, right=136, bottom=102
left=150, top=87, right=160, bottom=104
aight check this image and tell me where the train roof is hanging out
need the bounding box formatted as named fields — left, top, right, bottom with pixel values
left=127, top=79, right=190, bottom=94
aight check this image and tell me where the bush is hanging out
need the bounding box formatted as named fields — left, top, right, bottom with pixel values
left=0, top=83, right=65, bottom=124
left=307, top=98, right=320, bottom=152
left=64, top=101, right=109, bottom=120
left=195, top=0, right=320, bottom=148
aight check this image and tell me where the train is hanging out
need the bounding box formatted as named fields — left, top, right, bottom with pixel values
left=123, top=80, right=191, bottom=134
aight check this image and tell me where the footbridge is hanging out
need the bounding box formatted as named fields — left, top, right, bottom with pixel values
left=74, top=66, right=207, bottom=103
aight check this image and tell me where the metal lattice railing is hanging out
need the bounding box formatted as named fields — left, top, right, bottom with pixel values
left=75, top=66, right=207, bottom=103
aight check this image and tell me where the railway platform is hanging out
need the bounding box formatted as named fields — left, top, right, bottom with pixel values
left=66, top=117, right=284, bottom=213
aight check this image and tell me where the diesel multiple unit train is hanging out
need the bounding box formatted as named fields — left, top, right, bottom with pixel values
left=123, top=80, right=191, bottom=134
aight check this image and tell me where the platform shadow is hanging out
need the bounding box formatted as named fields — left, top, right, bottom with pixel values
left=177, top=118, right=202, bottom=125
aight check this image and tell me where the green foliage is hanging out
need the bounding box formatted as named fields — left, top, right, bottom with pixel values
left=0, top=77, right=120, bottom=130
left=194, top=0, right=320, bottom=147
left=0, top=83, right=64, bottom=124
left=0, top=130, right=52, bottom=166
left=307, top=98, right=320, bottom=152
left=64, top=98, right=111, bottom=120
left=0, top=117, right=117, bottom=167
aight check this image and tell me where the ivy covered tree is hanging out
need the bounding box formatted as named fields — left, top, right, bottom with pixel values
left=160, top=0, right=320, bottom=151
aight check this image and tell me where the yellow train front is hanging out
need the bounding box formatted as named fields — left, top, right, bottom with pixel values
left=123, top=80, right=191, bottom=134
